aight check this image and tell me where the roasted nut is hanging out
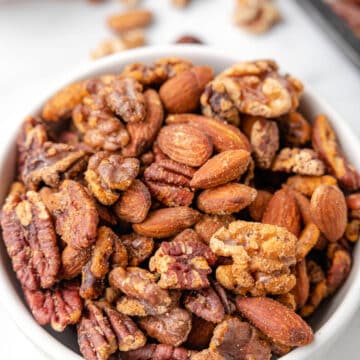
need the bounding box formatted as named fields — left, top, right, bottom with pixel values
left=210, top=317, right=271, bottom=359
left=276, top=292, right=297, bottom=311
left=205, top=60, right=303, bottom=118
left=327, top=249, right=351, bottom=294
left=248, top=190, right=272, bottom=222
left=286, top=174, right=337, bottom=197
left=85, top=151, right=139, bottom=205
left=121, top=344, right=194, bottom=360
left=172, top=0, right=191, bottom=7
left=144, top=158, right=195, bottom=207
left=292, top=260, right=310, bottom=309
left=109, top=267, right=173, bottom=312
left=22, top=141, right=88, bottom=190
left=149, top=229, right=216, bottom=289
left=133, top=206, right=201, bottom=238
left=210, top=221, right=297, bottom=296
left=212, top=280, right=237, bottom=315
left=197, top=183, right=257, bottom=215
left=290, top=189, right=313, bottom=225
left=277, top=111, right=311, bottom=146
left=121, top=57, right=193, bottom=86
left=262, top=188, right=301, bottom=236
left=312, top=114, right=360, bottom=190
left=43, top=180, right=99, bottom=249
left=157, top=124, right=213, bottom=167
left=138, top=307, right=192, bottom=346
left=1, top=183, right=60, bottom=290
left=310, top=184, right=347, bottom=242
left=195, top=214, right=235, bottom=244
left=159, top=66, right=214, bottom=114
left=42, top=81, right=88, bottom=122
left=272, top=148, right=325, bottom=176
left=61, top=246, right=91, bottom=280
left=190, top=150, right=250, bottom=189
left=300, top=280, right=328, bottom=317
left=185, top=316, right=215, bottom=350
left=122, top=89, right=164, bottom=157
left=166, top=114, right=250, bottom=152
left=296, top=223, right=320, bottom=261
left=107, top=9, right=153, bottom=33
left=114, top=180, right=151, bottom=223
left=24, top=280, right=82, bottom=331
left=345, top=220, right=360, bottom=242
left=175, top=34, right=203, bottom=44
left=119, top=233, right=154, bottom=266
left=111, top=236, right=129, bottom=269
left=80, top=262, right=104, bottom=301
left=191, top=350, right=224, bottom=360
left=184, top=286, right=225, bottom=323
left=236, top=297, right=314, bottom=347
left=242, top=116, right=279, bottom=169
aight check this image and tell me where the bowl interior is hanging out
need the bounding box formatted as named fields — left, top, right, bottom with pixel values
left=0, top=46, right=359, bottom=360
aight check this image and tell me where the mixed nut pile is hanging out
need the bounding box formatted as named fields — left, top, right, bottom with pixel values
left=1, top=57, right=359, bottom=360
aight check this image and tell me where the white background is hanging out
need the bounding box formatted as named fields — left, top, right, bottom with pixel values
left=0, top=0, right=359, bottom=359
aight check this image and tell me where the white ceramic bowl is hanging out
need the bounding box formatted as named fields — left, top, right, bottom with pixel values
left=1, top=45, right=360, bottom=360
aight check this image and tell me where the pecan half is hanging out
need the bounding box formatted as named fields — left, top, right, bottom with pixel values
left=1, top=183, right=60, bottom=290
left=85, top=151, right=139, bottom=205
left=61, top=246, right=91, bottom=280
left=210, top=221, right=297, bottom=296
left=118, top=233, right=154, bottom=266
left=24, top=280, right=82, bottom=331
left=149, top=229, right=216, bottom=290
left=121, top=344, right=193, bottom=360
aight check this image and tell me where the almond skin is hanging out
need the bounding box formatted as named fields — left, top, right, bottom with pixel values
left=262, top=188, right=301, bottom=237
left=132, top=206, right=201, bottom=238
left=236, top=297, right=314, bottom=347
left=157, top=124, right=213, bottom=167
left=190, top=150, right=250, bottom=189
left=159, top=66, right=214, bottom=113
left=166, top=114, right=251, bottom=152
left=310, top=184, right=347, bottom=242
left=197, top=183, right=257, bottom=215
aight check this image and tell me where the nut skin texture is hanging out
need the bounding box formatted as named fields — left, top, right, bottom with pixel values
left=310, top=184, right=347, bottom=242
left=61, top=246, right=91, bottom=280
left=185, top=316, right=216, bottom=350
left=312, top=114, right=360, bottom=190
left=132, top=206, right=201, bottom=238
left=262, top=188, right=301, bottom=236
left=197, top=183, right=257, bottom=215
left=166, top=114, right=251, bottom=152
left=190, top=150, right=250, bottom=189
left=1, top=183, right=60, bottom=290
left=159, top=66, right=214, bottom=114
left=248, top=190, right=272, bottom=222
left=210, top=221, right=297, bottom=296
left=195, top=215, right=235, bottom=244
left=295, top=223, right=320, bottom=261
left=123, top=89, right=164, bottom=157
left=292, top=259, right=310, bottom=309
left=209, top=317, right=271, bottom=360
left=24, top=280, right=82, bottom=332
left=121, top=344, right=194, bottom=360
left=149, top=229, right=216, bottom=290
left=157, top=124, right=213, bottom=167
left=327, top=249, right=351, bottom=294
left=286, top=174, right=337, bottom=197
left=118, top=233, right=154, bottom=266
left=107, top=9, right=153, bottom=33
left=114, top=180, right=151, bottom=223
left=192, top=350, right=225, bottom=360
left=236, top=297, right=314, bottom=347
left=138, top=307, right=192, bottom=346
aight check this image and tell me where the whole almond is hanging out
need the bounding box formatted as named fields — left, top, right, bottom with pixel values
left=236, top=297, right=314, bottom=347
left=159, top=66, right=214, bottom=113
left=190, top=150, right=250, bottom=189
left=132, top=206, right=201, bottom=238
left=197, top=183, right=257, bottom=215
left=310, top=184, right=347, bottom=242
left=262, top=188, right=301, bottom=236
left=107, top=9, right=153, bottom=33
left=157, top=124, right=213, bottom=167
left=166, top=114, right=251, bottom=152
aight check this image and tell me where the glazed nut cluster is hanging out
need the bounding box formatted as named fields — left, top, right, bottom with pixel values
left=1, top=57, right=359, bottom=360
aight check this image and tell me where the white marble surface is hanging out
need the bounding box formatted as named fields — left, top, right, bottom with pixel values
left=0, top=0, right=359, bottom=359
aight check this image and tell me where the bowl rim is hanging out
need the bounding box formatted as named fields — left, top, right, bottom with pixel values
left=0, top=45, right=360, bottom=360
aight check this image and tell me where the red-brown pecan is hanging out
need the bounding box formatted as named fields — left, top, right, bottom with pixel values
left=111, top=236, right=129, bottom=268
left=144, top=158, right=195, bottom=207
left=24, top=280, right=82, bottom=331
left=85, top=151, right=139, bottom=205
left=149, top=229, right=216, bottom=290
left=209, top=317, right=271, bottom=360
left=109, top=267, right=173, bottom=312
left=312, top=114, right=360, bottom=190
left=114, top=180, right=151, bottom=223
left=104, top=78, right=146, bottom=123
left=1, top=183, right=60, bottom=290
left=44, top=179, right=99, bottom=249
left=22, top=141, right=88, bottom=190
left=185, top=316, right=216, bottom=350
left=327, top=248, right=351, bottom=294
left=121, top=344, right=194, bottom=360
left=118, top=233, right=154, bottom=266
left=184, top=286, right=225, bottom=323
left=138, top=307, right=192, bottom=346
left=122, top=89, right=164, bottom=157
left=61, top=246, right=91, bottom=280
